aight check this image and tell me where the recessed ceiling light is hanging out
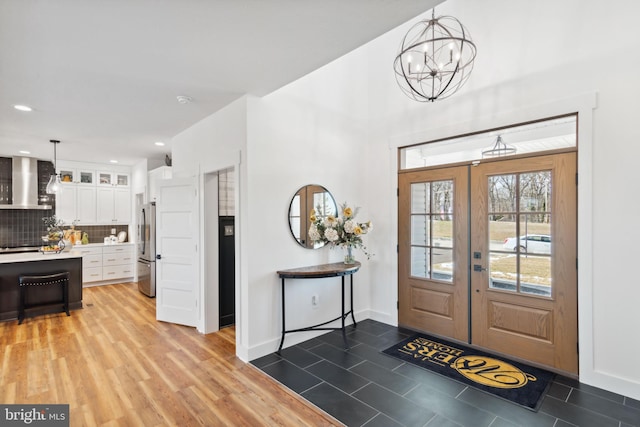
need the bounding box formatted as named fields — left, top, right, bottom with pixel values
left=176, top=95, right=192, bottom=104
left=14, top=104, right=32, bottom=112
left=110, top=160, right=118, bottom=164
left=154, top=141, right=165, bottom=146
left=19, top=150, right=30, bottom=154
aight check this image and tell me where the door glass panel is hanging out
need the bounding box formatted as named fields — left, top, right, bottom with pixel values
left=491, top=214, right=516, bottom=251
left=519, top=171, right=551, bottom=211
left=410, top=180, right=454, bottom=282
left=488, top=171, right=553, bottom=296
left=433, top=214, right=453, bottom=249
left=411, top=246, right=429, bottom=278
left=519, top=214, right=551, bottom=254
left=488, top=175, right=516, bottom=212
left=411, top=215, right=428, bottom=246
left=433, top=248, right=453, bottom=281
left=489, top=252, right=517, bottom=291
left=411, top=183, right=430, bottom=213
left=520, top=255, right=552, bottom=296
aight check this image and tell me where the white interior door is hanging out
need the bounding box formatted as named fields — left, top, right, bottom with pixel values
left=156, top=177, right=199, bottom=326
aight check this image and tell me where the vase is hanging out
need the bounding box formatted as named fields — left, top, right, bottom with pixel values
left=343, top=246, right=356, bottom=265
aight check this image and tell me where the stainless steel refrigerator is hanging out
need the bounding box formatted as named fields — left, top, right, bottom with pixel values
left=137, top=202, right=156, bottom=297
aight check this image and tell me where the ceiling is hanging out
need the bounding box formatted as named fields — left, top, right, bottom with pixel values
left=0, top=0, right=438, bottom=166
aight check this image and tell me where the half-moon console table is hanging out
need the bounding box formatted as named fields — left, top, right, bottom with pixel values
left=276, top=261, right=361, bottom=354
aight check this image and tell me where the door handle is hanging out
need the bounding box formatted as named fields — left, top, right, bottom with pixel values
left=156, top=254, right=161, bottom=260
left=473, top=264, right=487, bottom=272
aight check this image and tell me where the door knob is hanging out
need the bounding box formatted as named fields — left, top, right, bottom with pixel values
left=473, top=264, right=487, bottom=272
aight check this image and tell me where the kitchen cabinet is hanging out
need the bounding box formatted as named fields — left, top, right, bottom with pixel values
left=97, top=187, right=131, bottom=224
left=98, top=171, right=130, bottom=187
left=75, top=244, right=134, bottom=285
left=75, top=246, right=103, bottom=283
left=102, top=245, right=135, bottom=281
left=58, top=168, right=95, bottom=185
left=56, top=185, right=97, bottom=225
left=148, top=166, right=172, bottom=201
left=55, top=161, right=132, bottom=226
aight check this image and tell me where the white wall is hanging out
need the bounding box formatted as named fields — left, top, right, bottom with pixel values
left=171, top=97, right=247, bottom=356
left=245, top=50, right=375, bottom=357
left=170, top=0, right=640, bottom=400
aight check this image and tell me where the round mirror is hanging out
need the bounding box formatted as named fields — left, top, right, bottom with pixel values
left=288, top=185, right=337, bottom=249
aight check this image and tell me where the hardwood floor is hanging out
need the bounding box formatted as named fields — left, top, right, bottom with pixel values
left=0, top=282, right=341, bottom=426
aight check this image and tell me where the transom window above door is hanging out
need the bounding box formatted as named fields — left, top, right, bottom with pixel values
left=400, top=114, right=577, bottom=170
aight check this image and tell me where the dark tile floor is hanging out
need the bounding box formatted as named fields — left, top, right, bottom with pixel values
left=252, top=320, right=640, bottom=427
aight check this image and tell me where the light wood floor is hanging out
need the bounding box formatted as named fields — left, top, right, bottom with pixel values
left=0, top=282, right=341, bottom=426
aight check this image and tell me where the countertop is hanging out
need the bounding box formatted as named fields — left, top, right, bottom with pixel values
left=0, top=250, right=83, bottom=264
left=73, top=242, right=135, bottom=248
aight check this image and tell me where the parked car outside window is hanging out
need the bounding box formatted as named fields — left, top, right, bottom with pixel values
left=503, top=234, right=551, bottom=254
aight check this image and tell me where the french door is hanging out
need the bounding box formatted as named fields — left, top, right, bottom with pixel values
left=398, top=152, right=578, bottom=373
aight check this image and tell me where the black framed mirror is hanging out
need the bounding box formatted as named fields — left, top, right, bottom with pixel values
left=288, top=185, right=337, bottom=249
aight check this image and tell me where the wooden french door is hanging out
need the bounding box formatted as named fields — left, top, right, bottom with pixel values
left=399, top=152, right=578, bottom=374
left=398, top=166, right=469, bottom=342
left=470, top=152, right=577, bottom=373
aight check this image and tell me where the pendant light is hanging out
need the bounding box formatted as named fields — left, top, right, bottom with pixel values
left=46, top=139, right=62, bottom=194
left=393, top=9, right=477, bottom=102
left=481, top=135, right=516, bottom=158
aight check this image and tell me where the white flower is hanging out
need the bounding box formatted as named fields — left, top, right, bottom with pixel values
left=344, top=219, right=356, bottom=233
left=324, top=227, right=339, bottom=242
left=324, top=215, right=338, bottom=228
left=308, top=225, right=321, bottom=241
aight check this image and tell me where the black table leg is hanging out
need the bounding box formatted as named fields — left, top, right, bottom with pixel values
left=341, top=275, right=349, bottom=350
left=277, top=278, right=286, bottom=354
left=350, top=274, right=356, bottom=327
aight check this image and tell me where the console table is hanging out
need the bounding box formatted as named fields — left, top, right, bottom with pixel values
left=276, top=261, right=361, bottom=354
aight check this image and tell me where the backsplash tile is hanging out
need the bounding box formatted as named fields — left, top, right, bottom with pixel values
left=0, top=209, right=128, bottom=248
left=0, top=209, right=54, bottom=247
left=76, top=225, right=129, bottom=244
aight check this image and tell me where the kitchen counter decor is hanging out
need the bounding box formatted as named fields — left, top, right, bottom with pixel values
left=41, top=215, right=70, bottom=253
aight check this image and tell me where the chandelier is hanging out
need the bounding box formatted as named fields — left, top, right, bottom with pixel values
left=393, top=10, right=477, bottom=102
left=482, top=135, right=516, bottom=158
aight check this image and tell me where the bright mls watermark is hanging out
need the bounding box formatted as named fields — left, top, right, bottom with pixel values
left=1, top=405, right=69, bottom=426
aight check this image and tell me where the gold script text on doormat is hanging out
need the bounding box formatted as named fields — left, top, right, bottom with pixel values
left=398, top=337, right=537, bottom=389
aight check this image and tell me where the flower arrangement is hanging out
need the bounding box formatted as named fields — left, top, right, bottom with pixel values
left=308, top=202, right=373, bottom=261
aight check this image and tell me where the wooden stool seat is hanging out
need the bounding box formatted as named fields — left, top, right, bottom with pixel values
left=18, top=271, right=70, bottom=324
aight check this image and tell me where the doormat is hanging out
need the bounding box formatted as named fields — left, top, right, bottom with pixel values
left=382, top=333, right=554, bottom=411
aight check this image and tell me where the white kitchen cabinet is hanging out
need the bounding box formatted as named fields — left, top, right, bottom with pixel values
left=56, top=185, right=97, bottom=225
left=58, top=168, right=95, bottom=185
left=97, top=187, right=131, bottom=224
left=102, top=245, right=135, bottom=281
left=77, top=244, right=134, bottom=285
left=76, top=246, right=103, bottom=283
left=148, top=166, right=172, bottom=201
left=98, top=171, right=130, bottom=187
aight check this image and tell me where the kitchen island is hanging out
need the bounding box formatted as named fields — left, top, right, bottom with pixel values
left=0, top=251, right=83, bottom=321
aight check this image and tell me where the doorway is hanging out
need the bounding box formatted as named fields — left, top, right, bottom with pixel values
left=398, top=152, right=578, bottom=374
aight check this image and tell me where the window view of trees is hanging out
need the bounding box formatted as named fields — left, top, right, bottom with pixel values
left=488, top=171, right=552, bottom=296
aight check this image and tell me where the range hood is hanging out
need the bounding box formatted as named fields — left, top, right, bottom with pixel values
left=0, top=157, right=53, bottom=210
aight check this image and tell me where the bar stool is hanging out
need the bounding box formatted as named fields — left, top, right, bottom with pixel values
left=18, top=271, right=70, bottom=324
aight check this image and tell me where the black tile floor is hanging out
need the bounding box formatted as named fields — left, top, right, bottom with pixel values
left=252, top=320, right=640, bottom=427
